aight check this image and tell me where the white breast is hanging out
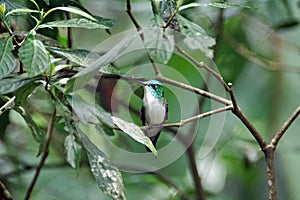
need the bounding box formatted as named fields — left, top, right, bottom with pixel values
left=143, top=89, right=166, bottom=125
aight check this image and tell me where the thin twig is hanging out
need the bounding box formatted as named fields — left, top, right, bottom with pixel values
left=0, top=96, right=16, bottom=116
left=0, top=180, right=13, bottom=200
left=163, top=105, right=232, bottom=128
left=126, top=0, right=142, bottom=32
left=157, top=75, right=232, bottom=106
left=271, top=106, right=300, bottom=148
left=175, top=44, right=231, bottom=91
left=24, top=108, right=56, bottom=200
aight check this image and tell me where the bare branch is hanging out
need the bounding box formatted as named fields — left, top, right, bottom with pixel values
left=271, top=106, right=300, bottom=148
left=163, top=105, right=232, bottom=128
left=157, top=75, right=232, bottom=106
left=175, top=44, right=230, bottom=91
left=24, top=108, right=56, bottom=200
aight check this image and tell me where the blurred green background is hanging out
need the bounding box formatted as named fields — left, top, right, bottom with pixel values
left=1, top=0, right=300, bottom=199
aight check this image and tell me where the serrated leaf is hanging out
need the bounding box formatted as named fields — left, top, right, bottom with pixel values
left=64, top=134, right=81, bottom=169
left=144, top=28, right=174, bottom=64
left=73, top=36, right=135, bottom=78
left=14, top=107, right=45, bottom=156
left=77, top=129, right=126, bottom=200
left=0, top=37, right=16, bottom=79
left=112, top=116, right=157, bottom=156
left=39, top=17, right=116, bottom=29
left=177, top=15, right=215, bottom=58
left=0, top=76, right=31, bottom=94
left=18, top=36, right=50, bottom=77
left=47, top=46, right=100, bottom=67
left=67, top=94, right=114, bottom=128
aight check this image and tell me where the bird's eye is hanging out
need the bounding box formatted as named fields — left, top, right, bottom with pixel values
left=152, top=84, right=157, bottom=89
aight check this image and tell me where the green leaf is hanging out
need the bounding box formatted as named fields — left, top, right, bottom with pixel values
left=39, top=17, right=117, bottom=29
left=144, top=28, right=174, bottom=64
left=157, top=0, right=180, bottom=31
left=177, top=15, right=215, bottom=58
left=77, top=129, right=126, bottom=200
left=179, top=2, right=255, bottom=11
left=64, top=134, right=81, bottom=169
left=14, top=106, right=45, bottom=156
left=0, top=37, right=16, bottom=79
left=18, top=35, right=50, bottom=77
left=67, top=94, right=114, bottom=128
left=45, top=6, right=96, bottom=21
left=73, top=36, right=135, bottom=78
left=0, top=76, right=31, bottom=95
left=5, top=8, right=39, bottom=17
left=112, top=116, right=158, bottom=156
left=47, top=46, right=99, bottom=67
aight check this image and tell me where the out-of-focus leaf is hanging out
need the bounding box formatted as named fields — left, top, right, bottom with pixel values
left=14, top=81, right=42, bottom=106
left=18, top=35, right=50, bottom=77
left=179, top=2, right=255, bottom=11
left=177, top=15, right=215, bottom=58
left=73, top=36, right=135, bottom=78
left=0, top=77, right=31, bottom=95
left=39, top=17, right=117, bottom=29
left=157, top=0, right=180, bottom=31
left=78, top=129, right=126, bottom=200
left=0, top=0, right=27, bottom=14
left=47, top=46, right=99, bottom=67
left=112, top=116, right=158, bottom=156
left=67, top=94, right=114, bottom=128
left=14, top=107, right=45, bottom=156
left=144, top=28, right=174, bottom=64
left=64, top=134, right=81, bottom=169
left=0, top=37, right=16, bottom=79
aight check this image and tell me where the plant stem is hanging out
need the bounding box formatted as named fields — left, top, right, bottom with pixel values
left=24, top=108, right=56, bottom=200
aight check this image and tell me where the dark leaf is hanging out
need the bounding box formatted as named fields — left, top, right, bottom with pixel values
left=0, top=37, right=16, bottom=79
left=18, top=35, right=50, bottom=77
left=0, top=76, right=31, bottom=95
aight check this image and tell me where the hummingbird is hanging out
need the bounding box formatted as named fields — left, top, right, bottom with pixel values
left=140, top=80, right=168, bottom=151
